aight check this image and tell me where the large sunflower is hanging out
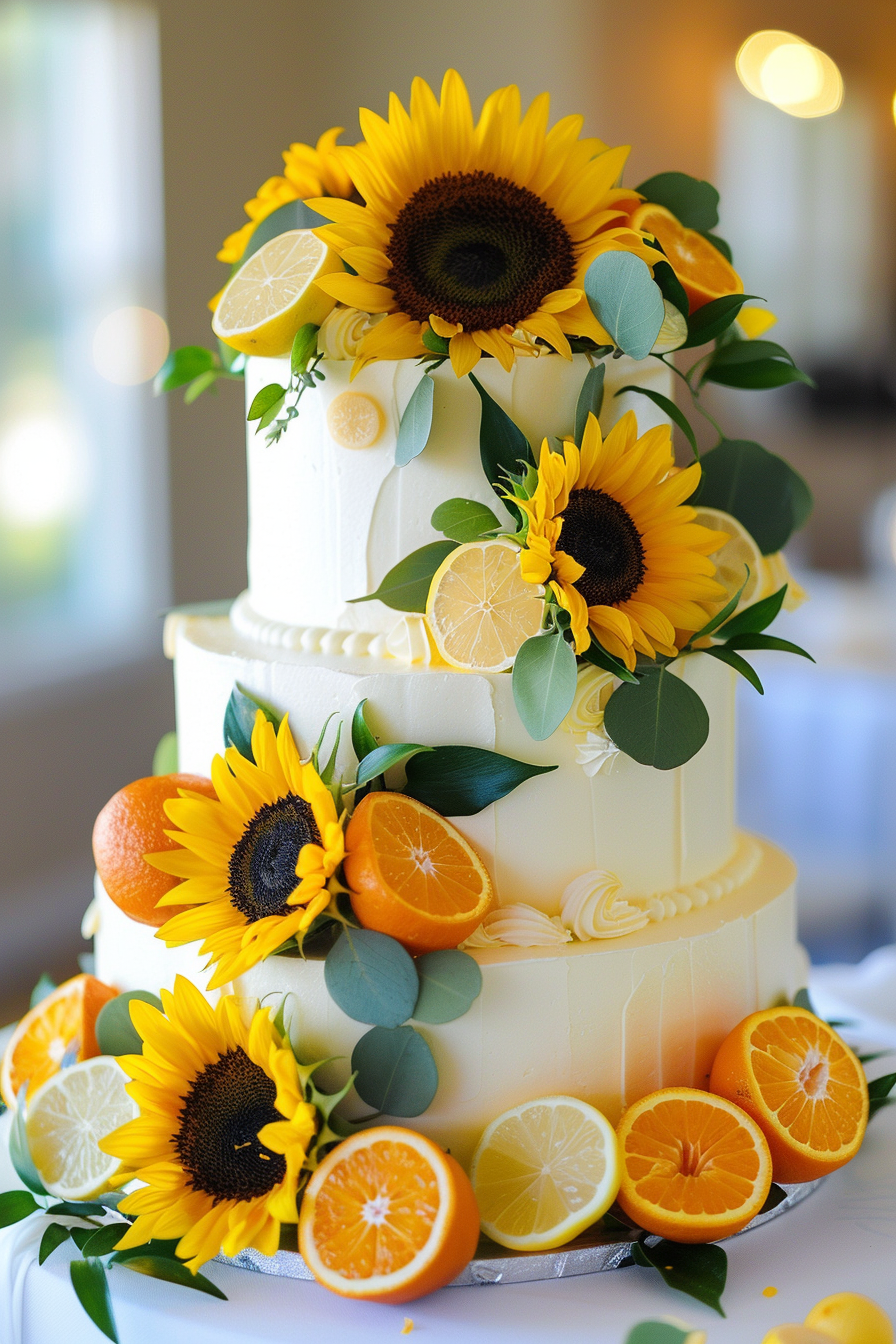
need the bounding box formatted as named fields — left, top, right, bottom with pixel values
left=517, top=411, right=729, bottom=670
left=147, top=712, right=346, bottom=990
left=308, top=70, right=660, bottom=377
left=101, top=976, right=317, bottom=1270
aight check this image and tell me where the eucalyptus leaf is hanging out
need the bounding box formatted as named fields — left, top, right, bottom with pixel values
left=413, top=951, right=483, bottom=1024
left=625, top=1324, right=693, bottom=1344
left=717, top=585, right=787, bottom=638
left=0, top=1189, right=39, bottom=1228
left=614, top=385, right=697, bottom=458
left=681, top=294, right=761, bottom=350
left=512, top=631, right=578, bottom=742
left=324, top=928, right=419, bottom=1027
left=116, top=1255, right=227, bottom=1299
left=95, top=991, right=163, bottom=1057
left=355, top=743, right=432, bottom=788
left=722, top=632, right=814, bottom=661
left=247, top=382, right=287, bottom=422
left=604, top=666, right=709, bottom=770
left=351, top=1025, right=438, bottom=1116
left=652, top=259, right=690, bottom=318
left=396, top=374, right=434, bottom=467
left=30, top=972, right=57, bottom=1008
left=290, top=324, right=319, bottom=379
left=574, top=364, right=606, bottom=443
left=403, top=745, right=556, bottom=815
left=635, top=171, right=720, bottom=232
left=351, top=699, right=379, bottom=762
left=349, top=541, right=456, bottom=612
left=584, top=252, right=665, bottom=360
left=631, top=1236, right=727, bottom=1317
left=469, top=374, right=533, bottom=510
left=10, top=1093, right=46, bottom=1195
left=71, top=1259, right=119, bottom=1343
left=224, top=683, right=283, bottom=760
left=154, top=345, right=216, bottom=395
left=703, top=644, right=764, bottom=694
left=695, top=439, right=812, bottom=554
left=152, top=731, right=178, bottom=776
left=868, top=1072, right=896, bottom=1118
left=431, top=497, right=500, bottom=543
left=39, top=1221, right=71, bottom=1265
left=240, top=200, right=331, bottom=262
left=793, top=986, right=814, bottom=1012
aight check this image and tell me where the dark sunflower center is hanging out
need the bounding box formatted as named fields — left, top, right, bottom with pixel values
left=176, top=1047, right=286, bottom=1202
left=559, top=487, right=646, bottom=608
left=386, top=170, right=576, bottom=330
left=228, top=794, right=321, bottom=923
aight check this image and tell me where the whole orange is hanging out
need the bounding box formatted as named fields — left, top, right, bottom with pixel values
left=92, top=773, right=216, bottom=926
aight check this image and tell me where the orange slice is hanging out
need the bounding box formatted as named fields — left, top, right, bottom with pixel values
left=1, top=974, right=118, bottom=1110
left=631, top=202, right=743, bottom=313
left=710, top=1006, right=869, bottom=1183
left=298, top=1125, right=480, bottom=1302
left=616, top=1086, right=772, bottom=1243
left=344, top=792, right=494, bottom=954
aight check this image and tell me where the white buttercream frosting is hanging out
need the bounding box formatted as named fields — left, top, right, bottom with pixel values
left=317, top=306, right=382, bottom=361
left=384, top=614, right=434, bottom=665
left=575, top=728, right=620, bottom=777
left=465, top=904, right=572, bottom=948
left=229, top=591, right=389, bottom=658
left=560, top=870, right=649, bottom=940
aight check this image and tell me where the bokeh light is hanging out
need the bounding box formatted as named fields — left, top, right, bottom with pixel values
left=736, top=31, right=843, bottom=118
left=0, top=411, right=89, bottom=527
left=91, top=306, right=169, bottom=386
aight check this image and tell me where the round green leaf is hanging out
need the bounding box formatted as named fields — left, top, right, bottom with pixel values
left=583, top=252, right=665, bottom=360
left=412, top=950, right=483, bottom=1024
left=95, top=991, right=163, bottom=1057
left=512, top=631, right=578, bottom=741
left=604, top=666, right=709, bottom=770
left=351, top=1025, right=438, bottom=1116
left=696, top=439, right=811, bottom=554
left=152, top=731, right=178, bottom=776
left=324, top=928, right=419, bottom=1027
left=635, top=171, right=720, bottom=232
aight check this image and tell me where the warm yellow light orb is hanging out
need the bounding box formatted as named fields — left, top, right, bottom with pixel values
left=759, top=43, right=823, bottom=106
left=736, top=30, right=843, bottom=118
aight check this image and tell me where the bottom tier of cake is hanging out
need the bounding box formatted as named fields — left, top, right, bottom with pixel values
left=93, top=835, right=802, bottom=1170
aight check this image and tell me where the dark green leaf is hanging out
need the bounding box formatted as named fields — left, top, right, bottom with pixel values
left=10, top=1094, right=46, bottom=1194
left=584, top=252, right=664, bottom=360
left=857, top=1050, right=890, bottom=1065
left=421, top=327, right=450, bottom=356
left=154, top=345, right=216, bottom=394
left=574, top=364, right=606, bottom=443
left=81, top=1224, right=129, bottom=1258
left=403, top=745, right=556, bottom=815
left=431, top=497, right=501, bottom=543
left=687, top=573, right=750, bottom=645
left=703, top=645, right=765, bottom=694
left=758, top=1183, right=789, bottom=1215
left=183, top=369, right=220, bottom=404
left=652, top=259, right=690, bottom=317
left=625, top=1324, right=693, bottom=1344
left=723, top=633, right=814, bottom=661
left=240, top=200, right=331, bottom=262
left=469, top=375, right=533, bottom=510
left=869, top=1072, right=896, bottom=1118
left=695, top=439, right=812, bottom=554
left=247, top=382, right=287, bottom=422
left=512, top=632, right=578, bottom=742
left=351, top=1025, right=438, bottom=1116
left=604, top=666, right=709, bottom=770
left=793, top=986, right=813, bottom=1012
left=71, top=1259, right=119, bottom=1343
left=110, top=1239, right=182, bottom=1263
left=681, top=294, right=762, bottom=350
left=39, top=1222, right=71, bottom=1264
left=325, top=928, right=419, bottom=1027
left=0, top=1189, right=39, bottom=1228
left=703, top=232, right=733, bottom=262
left=223, top=682, right=283, bottom=760
left=152, top=730, right=178, bottom=775
left=396, top=374, right=434, bottom=467
left=30, top=972, right=57, bottom=1008
left=290, top=324, right=319, bottom=379
left=70, top=1227, right=95, bottom=1252
left=705, top=339, right=796, bottom=369
left=615, top=385, right=697, bottom=458
left=349, top=541, right=456, bottom=612
left=355, top=743, right=432, bottom=788
left=413, top=951, right=483, bottom=1024
left=45, top=1202, right=109, bottom=1217
left=351, top=699, right=379, bottom=762
left=580, top=640, right=638, bottom=683
left=635, top=172, right=720, bottom=232
left=790, top=470, right=814, bottom=532
left=717, top=585, right=787, bottom=638
left=95, top=991, right=163, bottom=1057
left=631, top=1237, right=727, bottom=1317
left=703, top=358, right=814, bottom=391
left=115, top=1255, right=227, bottom=1300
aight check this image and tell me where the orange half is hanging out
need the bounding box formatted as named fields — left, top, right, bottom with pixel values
left=1, top=974, right=118, bottom=1110
left=298, top=1126, right=480, bottom=1302
left=631, top=202, right=743, bottom=313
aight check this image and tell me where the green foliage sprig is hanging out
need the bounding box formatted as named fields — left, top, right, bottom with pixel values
left=246, top=325, right=324, bottom=444
left=154, top=340, right=245, bottom=404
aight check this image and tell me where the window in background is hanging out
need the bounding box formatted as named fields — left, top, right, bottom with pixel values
left=0, top=1, right=168, bottom=692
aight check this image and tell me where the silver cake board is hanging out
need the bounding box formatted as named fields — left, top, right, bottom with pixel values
left=220, top=1178, right=822, bottom=1287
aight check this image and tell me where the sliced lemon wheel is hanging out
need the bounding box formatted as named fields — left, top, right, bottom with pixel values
left=693, top=506, right=762, bottom=614
left=425, top=539, right=545, bottom=673
left=470, top=1095, right=620, bottom=1251
left=326, top=391, right=384, bottom=448
left=212, top=228, right=340, bottom=357
left=25, top=1056, right=138, bottom=1201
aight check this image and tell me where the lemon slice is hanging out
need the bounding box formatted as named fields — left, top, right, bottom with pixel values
left=212, top=229, right=340, bottom=357
left=693, top=506, right=762, bottom=614
left=25, top=1056, right=138, bottom=1201
left=326, top=391, right=384, bottom=448
left=470, top=1095, right=620, bottom=1251
left=425, top=539, right=545, bottom=673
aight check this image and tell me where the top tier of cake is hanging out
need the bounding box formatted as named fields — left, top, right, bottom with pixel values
left=243, top=351, right=674, bottom=637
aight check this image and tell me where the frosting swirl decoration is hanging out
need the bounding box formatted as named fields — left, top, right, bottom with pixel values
left=560, top=870, right=649, bottom=940
left=318, top=307, right=381, bottom=361
left=465, top=903, right=571, bottom=948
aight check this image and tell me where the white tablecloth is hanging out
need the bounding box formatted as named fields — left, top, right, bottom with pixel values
left=1, top=959, right=894, bottom=1344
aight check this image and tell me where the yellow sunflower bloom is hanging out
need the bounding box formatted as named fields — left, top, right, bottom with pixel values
left=216, top=127, right=356, bottom=267
left=147, top=712, right=346, bottom=990
left=307, top=70, right=661, bottom=377
left=517, top=411, right=729, bottom=670
left=100, top=976, right=317, bottom=1271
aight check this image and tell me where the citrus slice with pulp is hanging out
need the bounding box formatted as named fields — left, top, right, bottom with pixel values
left=298, top=1125, right=480, bottom=1302
left=692, top=506, right=761, bottom=615
left=326, top=391, right=384, bottom=448
left=1, top=974, right=118, bottom=1110
left=616, top=1085, right=772, bottom=1243
left=211, top=228, right=340, bottom=356
left=426, top=539, right=545, bottom=672
left=710, top=1006, right=869, bottom=1183
left=631, top=202, right=743, bottom=312
left=804, top=1292, right=894, bottom=1344
left=470, top=1095, right=620, bottom=1251
left=344, top=792, right=494, bottom=954
left=25, top=1056, right=138, bottom=1200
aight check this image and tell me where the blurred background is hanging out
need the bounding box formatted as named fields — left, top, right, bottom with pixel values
left=1, top=0, right=895, bottom=1016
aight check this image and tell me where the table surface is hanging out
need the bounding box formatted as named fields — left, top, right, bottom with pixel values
left=2, top=963, right=895, bottom=1344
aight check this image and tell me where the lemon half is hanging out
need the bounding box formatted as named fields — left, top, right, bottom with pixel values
left=212, top=228, right=340, bottom=357
left=425, top=538, right=544, bottom=673
left=25, top=1056, right=138, bottom=1201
